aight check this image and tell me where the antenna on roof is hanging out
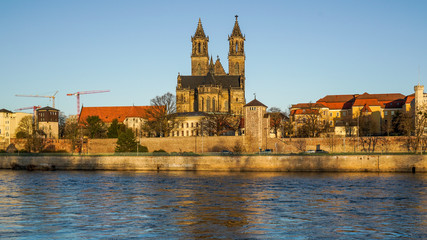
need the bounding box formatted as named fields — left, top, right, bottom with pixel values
left=254, top=93, right=256, bottom=99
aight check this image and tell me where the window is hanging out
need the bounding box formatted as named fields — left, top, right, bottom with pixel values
left=191, top=122, right=193, bottom=128
left=384, top=111, right=388, bottom=116
left=207, top=97, right=211, bottom=111
left=224, top=100, right=228, bottom=111
left=336, top=112, right=339, bottom=117
left=186, top=131, right=189, bottom=136
left=197, top=64, right=201, bottom=75
left=186, top=123, right=189, bottom=128
left=201, top=98, right=204, bottom=111
left=391, top=111, right=395, bottom=115
left=343, top=112, right=346, bottom=117
left=196, top=123, right=199, bottom=128
left=235, top=42, right=238, bottom=53
left=176, top=131, right=179, bottom=136
left=198, top=42, right=201, bottom=53
left=212, top=98, right=216, bottom=111
left=182, top=131, right=184, bottom=136
left=330, top=113, right=332, bottom=117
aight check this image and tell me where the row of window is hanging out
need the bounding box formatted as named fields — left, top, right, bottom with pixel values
left=172, top=130, right=199, bottom=137
left=175, top=122, right=199, bottom=129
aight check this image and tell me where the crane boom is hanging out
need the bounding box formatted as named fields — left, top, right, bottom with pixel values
left=15, top=91, right=59, bottom=108
left=14, top=106, right=41, bottom=118
left=66, top=90, right=110, bottom=115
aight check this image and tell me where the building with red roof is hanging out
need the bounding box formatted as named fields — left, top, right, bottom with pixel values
left=290, top=90, right=415, bottom=136
left=78, top=106, right=163, bottom=136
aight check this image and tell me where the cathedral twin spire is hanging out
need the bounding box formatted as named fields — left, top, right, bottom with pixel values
left=191, top=16, right=245, bottom=77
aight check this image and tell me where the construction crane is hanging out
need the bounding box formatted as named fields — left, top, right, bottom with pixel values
left=15, top=91, right=59, bottom=108
left=14, top=106, right=41, bottom=121
left=67, top=90, right=110, bottom=115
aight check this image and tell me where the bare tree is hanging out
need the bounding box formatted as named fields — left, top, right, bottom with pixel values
left=143, top=92, right=177, bottom=137
left=15, top=115, right=45, bottom=152
left=297, top=103, right=323, bottom=138
left=268, top=107, right=285, bottom=138
left=392, top=111, right=414, bottom=136
left=293, top=138, right=307, bottom=153
left=199, top=112, right=241, bottom=136
left=15, top=115, right=34, bottom=139
left=414, top=106, right=427, bottom=153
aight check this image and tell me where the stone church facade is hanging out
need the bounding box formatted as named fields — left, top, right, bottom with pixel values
left=176, top=16, right=246, bottom=115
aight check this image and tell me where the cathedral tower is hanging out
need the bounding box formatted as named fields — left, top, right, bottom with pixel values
left=191, top=18, right=209, bottom=76
left=228, top=15, right=246, bottom=80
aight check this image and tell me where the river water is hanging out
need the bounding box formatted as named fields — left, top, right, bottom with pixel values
left=0, top=170, right=425, bottom=239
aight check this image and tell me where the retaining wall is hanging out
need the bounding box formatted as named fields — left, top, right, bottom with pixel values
left=0, top=155, right=425, bottom=172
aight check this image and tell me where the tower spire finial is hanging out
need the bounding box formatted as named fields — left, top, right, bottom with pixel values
left=235, top=15, right=238, bottom=21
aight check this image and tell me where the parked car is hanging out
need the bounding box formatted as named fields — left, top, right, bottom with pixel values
left=221, top=150, right=233, bottom=155
left=304, top=150, right=316, bottom=154
left=315, top=149, right=329, bottom=154
left=260, top=149, right=273, bottom=154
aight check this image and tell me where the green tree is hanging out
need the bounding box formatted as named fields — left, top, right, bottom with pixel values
left=64, top=117, right=81, bottom=153
left=115, top=128, right=148, bottom=152
left=107, top=119, right=125, bottom=138
left=84, top=116, right=107, bottom=138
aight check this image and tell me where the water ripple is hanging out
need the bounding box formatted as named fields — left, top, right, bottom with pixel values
left=0, top=171, right=425, bottom=239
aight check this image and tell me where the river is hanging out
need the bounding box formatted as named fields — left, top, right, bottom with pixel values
left=0, top=170, right=425, bottom=239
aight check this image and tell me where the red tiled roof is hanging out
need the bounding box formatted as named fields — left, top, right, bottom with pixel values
left=291, top=103, right=326, bottom=109
left=405, top=95, right=415, bottom=104
left=317, top=94, right=355, bottom=103
left=78, top=106, right=163, bottom=124
left=361, top=104, right=372, bottom=113
left=290, top=108, right=319, bottom=116
left=292, top=92, right=413, bottom=112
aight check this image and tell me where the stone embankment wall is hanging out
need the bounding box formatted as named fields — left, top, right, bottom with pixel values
left=1, top=136, right=419, bottom=154
left=0, top=155, right=425, bottom=172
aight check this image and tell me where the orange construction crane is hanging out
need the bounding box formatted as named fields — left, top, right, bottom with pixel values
left=67, top=90, right=110, bottom=115
left=15, top=91, right=59, bottom=108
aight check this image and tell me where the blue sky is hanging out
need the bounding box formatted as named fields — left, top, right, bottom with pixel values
left=1, top=0, right=426, bottom=116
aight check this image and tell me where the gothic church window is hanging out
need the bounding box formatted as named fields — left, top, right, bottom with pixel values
left=224, top=100, right=228, bottom=111
left=235, top=42, right=238, bottom=53
left=198, top=42, right=201, bottom=53
left=212, top=97, right=216, bottom=111
left=197, top=64, right=201, bottom=75
left=207, top=97, right=211, bottom=111
left=201, top=98, right=204, bottom=111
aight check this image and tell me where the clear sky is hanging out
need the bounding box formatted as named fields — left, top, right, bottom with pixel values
left=1, top=0, right=426, bottom=116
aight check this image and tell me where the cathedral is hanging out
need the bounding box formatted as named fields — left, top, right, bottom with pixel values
left=176, top=16, right=246, bottom=115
